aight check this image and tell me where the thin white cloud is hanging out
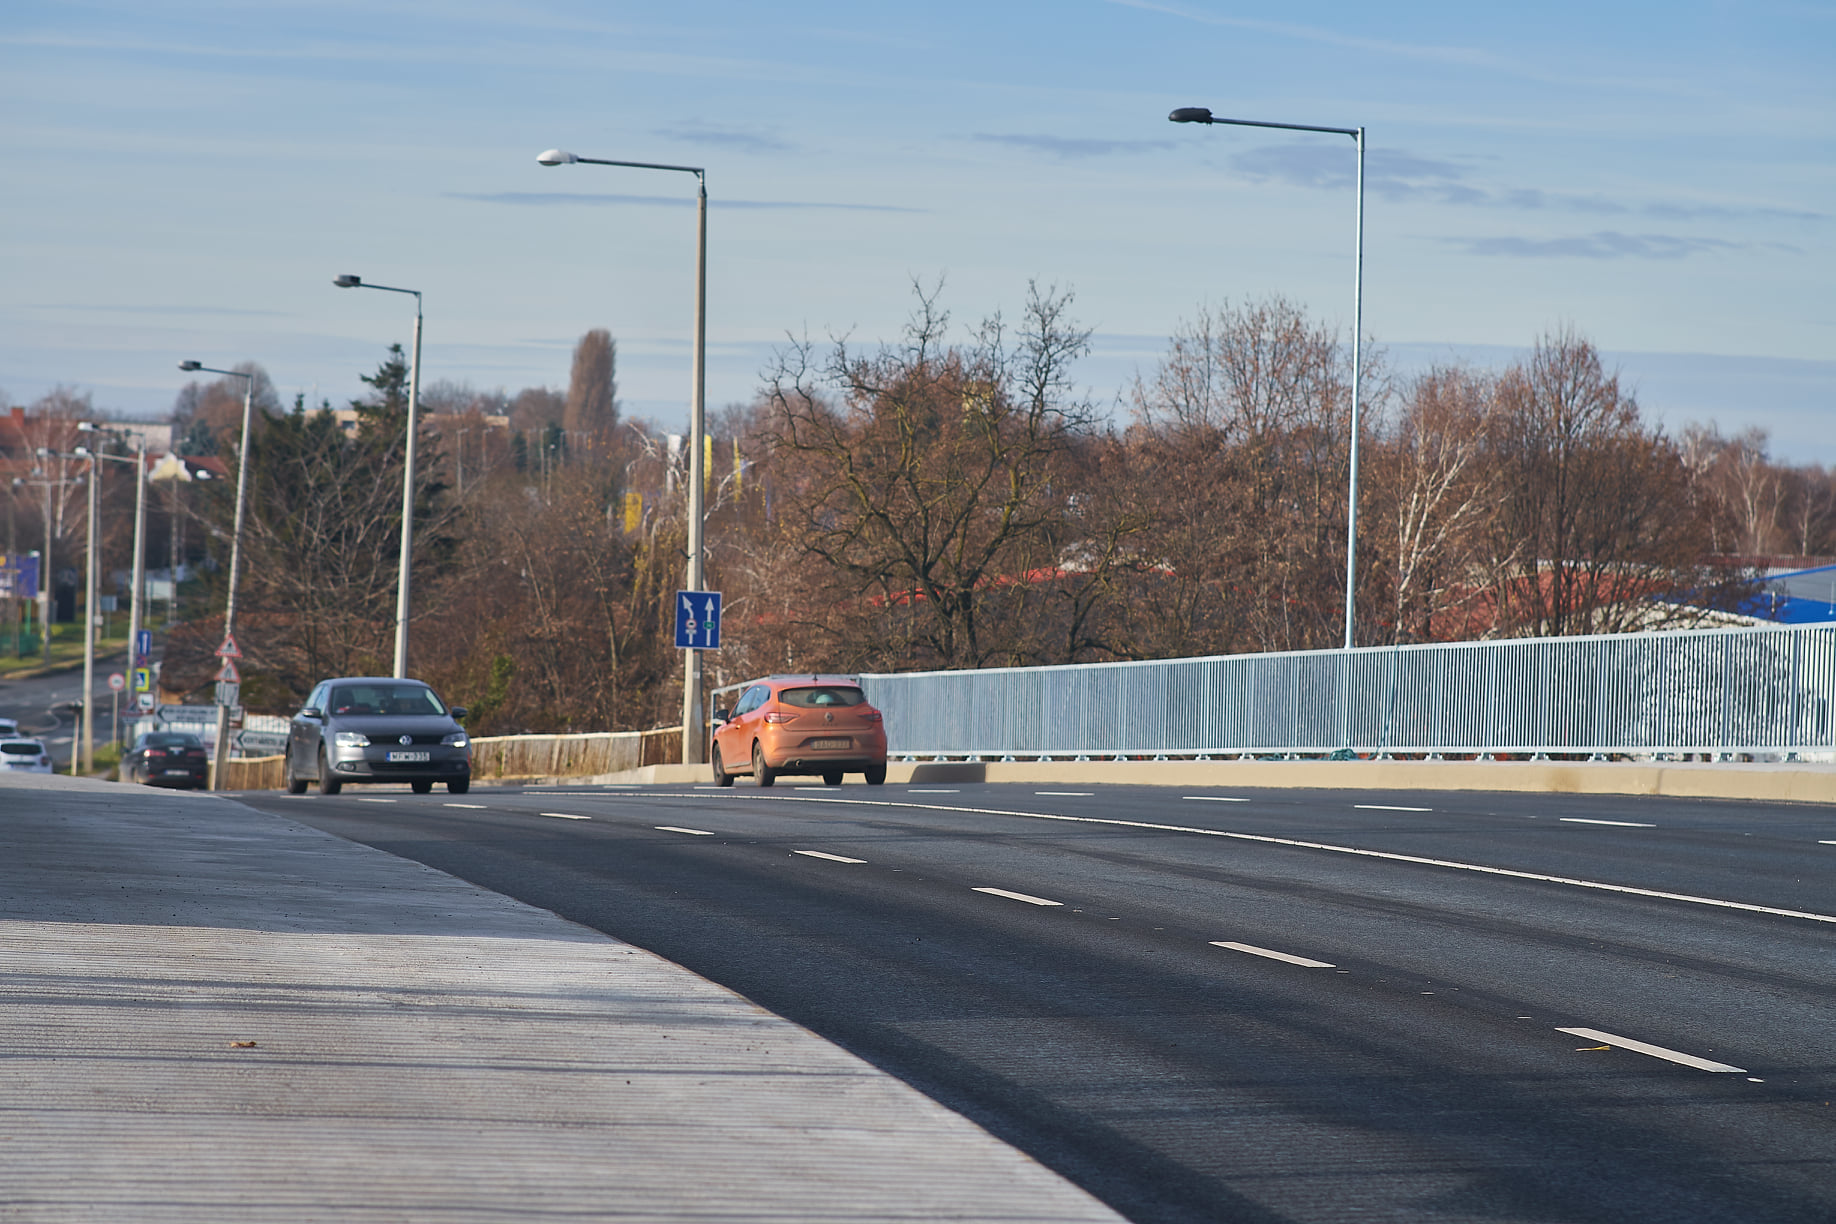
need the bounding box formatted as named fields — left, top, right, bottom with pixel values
left=1442, top=231, right=1755, bottom=260
left=445, top=192, right=923, bottom=213
left=970, top=133, right=1176, bottom=159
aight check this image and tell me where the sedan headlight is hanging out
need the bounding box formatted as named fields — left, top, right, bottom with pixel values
left=334, top=731, right=371, bottom=747
left=442, top=732, right=469, bottom=748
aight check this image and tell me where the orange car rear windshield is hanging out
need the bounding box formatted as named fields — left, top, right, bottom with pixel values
left=776, top=686, right=866, bottom=708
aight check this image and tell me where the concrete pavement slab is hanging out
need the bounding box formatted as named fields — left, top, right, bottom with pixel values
left=0, top=774, right=1123, bottom=1223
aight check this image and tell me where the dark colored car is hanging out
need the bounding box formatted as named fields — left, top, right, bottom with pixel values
left=123, top=731, right=209, bottom=788
left=286, top=677, right=471, bottom=796
left=710, top=675, right=888, bottom=787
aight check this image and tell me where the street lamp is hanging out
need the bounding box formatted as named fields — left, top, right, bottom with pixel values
left=178, top=361, right=255, bottom=787
left=331, top=274, right=423, bottom=679
left=537, top=146, right=710, bottom=764
left=37, top=442, right=103, bottom=774
left=75, top=427, right=150, bottom=761
left=1169, top=105, right=1366, bottom=650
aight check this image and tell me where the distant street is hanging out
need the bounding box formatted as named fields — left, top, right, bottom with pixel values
left=0, top=652, right=133, bottom=764
left=240, top=780, right=1836, bottom=1224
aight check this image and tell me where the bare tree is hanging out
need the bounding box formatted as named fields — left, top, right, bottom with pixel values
left=1374, top=366, right=1508, bottom=642
left=761, top=281, right=1114, bottom=669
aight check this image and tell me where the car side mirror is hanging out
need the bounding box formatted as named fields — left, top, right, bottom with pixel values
left=450, top=707, right=467, bottom=721
left=300, top=707, right=323, bottom=720
left=712, top=707, right=730, bottom=725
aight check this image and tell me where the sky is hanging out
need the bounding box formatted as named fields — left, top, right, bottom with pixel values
left=4, top=1, right=1832, bottom=459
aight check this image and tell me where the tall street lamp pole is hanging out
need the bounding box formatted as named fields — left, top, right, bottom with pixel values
left=75, top=426, right=150, bottom=762
left=332, top=275, right=423, bottom=679
left=178, top=362, right=255, bottom=787
left=536, top=148, right=709, bottom=764
left=1169, top=106, right=1365, bottom=650
left=36, top=444, right=99, bottom=773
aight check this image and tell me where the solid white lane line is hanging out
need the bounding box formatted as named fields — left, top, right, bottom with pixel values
left=356, top=798, right=397, bottom=804
left=442, top=803, right=487, bottom=809
left=538, top=811, right=592, bottom=821
left=1560, top=818, right=1656, bottom=827
left=1036, top=791, right=1093, bottom=796
left=1210, top=941, right=1335, bottom=968
left=973, top=887, right=1063, bottom=907
left=1556, top=1027, right=1746, bottom=1073
left=656, top=825, right=714, bottom=836
left=794, top=850, right=867, bottom=864
left=650, top=794, right=1836, bottom=926
left=1184, top=795, right=1249, bottom=803
left=1356, top=804, right=1432, bottom=812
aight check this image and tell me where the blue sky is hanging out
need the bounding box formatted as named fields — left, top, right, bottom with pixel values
left=4, top=1, right=1832, bottom=458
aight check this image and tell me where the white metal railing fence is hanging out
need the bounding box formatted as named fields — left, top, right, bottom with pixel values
left=858, top=623, right=1836, bottom=759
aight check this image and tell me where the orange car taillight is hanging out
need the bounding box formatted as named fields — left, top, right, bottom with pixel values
left=763, top=711, right=793, bottom=724
left=863, top=710, right=883, bottom=723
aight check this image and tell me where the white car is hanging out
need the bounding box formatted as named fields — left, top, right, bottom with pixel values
left=0, top=717, right=18, bottom=737
left=0, top=738, right=53, bottom=774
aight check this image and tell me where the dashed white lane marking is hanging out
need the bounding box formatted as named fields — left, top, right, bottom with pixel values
left=1560, top=817, right=1656, bottom=827
left=356, top=798, right=397, bottom=804
left=1036, top=791, right=1093, bottom=796
left=1556, top=1027, right=1746, bottom=1073
left=794, top=850, right=867, bottom=864
left=909, top=788, right=959, bottom=793
left=656, top=825, right=714, bottom=836
left=647, top=794, right=1836, bottom=926
left=973, top=887, right=1063, bottom=907
left=1356, top=804, right=1432, bottom=812
left=442, top=803, right=487, bottom=809
left=1184, top=795, right=1249, bottom=803
left=794, top=786, right=831, bottom=791
left=1820, top=840, right=1836, bottom=845
left=538, top=811, right=591, bottom=821
left=1210, top=941, right=1336, bottom=968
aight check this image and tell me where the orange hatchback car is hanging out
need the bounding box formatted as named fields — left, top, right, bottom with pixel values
left=711, top=675, right=888, bottom=787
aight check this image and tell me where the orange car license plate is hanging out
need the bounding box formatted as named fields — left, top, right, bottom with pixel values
left=810, top=738, right=852, bottom=750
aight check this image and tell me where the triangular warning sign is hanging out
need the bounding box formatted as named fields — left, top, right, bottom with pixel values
left=216, top=633, right=242, bottom=659
left=216, top=658, right=240, bottom=683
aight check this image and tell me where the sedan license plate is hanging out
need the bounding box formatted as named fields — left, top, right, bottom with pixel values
left=387, top=750, right=431, bottom=763
left=809, top=738, right=852, bottom=750
left=164, top=768, right=193, bottom=776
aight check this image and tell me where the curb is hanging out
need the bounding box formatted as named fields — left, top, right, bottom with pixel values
left=514, top=758, right=1836, bottom=805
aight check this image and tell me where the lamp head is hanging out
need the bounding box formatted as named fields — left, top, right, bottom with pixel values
left=1168, top=107, right=1214, bottom=124
left=178, top=360, right=202, bottom=372
left=73, top=447, right=92, bottom=458
left=77, top=421, right=97, bottom=432
left=536, top=149, right=578, bottom=166
left=334, top=274, right=362, bottom=288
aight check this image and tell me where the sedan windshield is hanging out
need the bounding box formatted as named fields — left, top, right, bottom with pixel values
left=328, top=684, right=447, bottom=717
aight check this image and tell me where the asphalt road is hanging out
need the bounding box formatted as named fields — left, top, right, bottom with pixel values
left=237, top=780, right=1836, bottom=1224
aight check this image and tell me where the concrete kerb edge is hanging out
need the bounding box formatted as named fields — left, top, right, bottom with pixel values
left=547, top=758, right=1836, bottom=804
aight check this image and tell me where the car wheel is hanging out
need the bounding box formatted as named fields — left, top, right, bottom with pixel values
left=411, top=780, right=433, bottom=794
left=447, top=777, right=470, bottom=795
left=130, top=763, right=145, bottom=785
left=318, top=751, right=342, bottom=796
left=822, top=771, right=843, bottom=787
left=752, top=741, right=776, bottom=788
left=712, top=746, right=734, bottom=787
left=864, top=763, right=887, bottom=786
left=286, top=757, right=309, bottom=795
